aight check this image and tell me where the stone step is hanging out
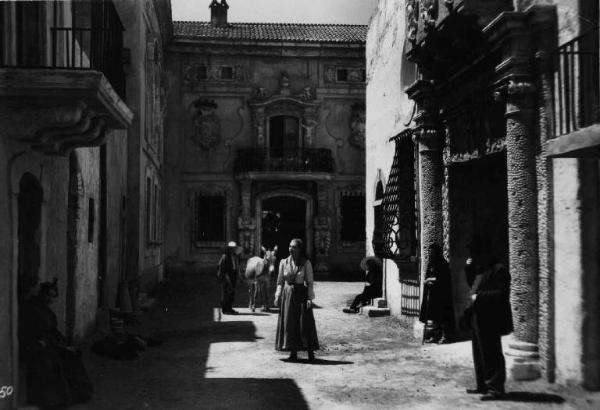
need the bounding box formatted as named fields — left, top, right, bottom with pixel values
left=373, top=298, right=388, bottom=308
left=360, top=306, right=391, bottom=317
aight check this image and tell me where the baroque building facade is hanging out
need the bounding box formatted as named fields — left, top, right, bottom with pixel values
left=367, top=0, right=599, bottom=390
left=165, top=1, right=367, bottom=276
left=0, top=1, right=170, bottom=407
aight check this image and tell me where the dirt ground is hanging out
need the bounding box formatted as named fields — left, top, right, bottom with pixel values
left=70, top=273, right=600, bottom=410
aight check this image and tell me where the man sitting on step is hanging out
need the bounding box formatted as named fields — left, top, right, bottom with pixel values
left=343, top=256, right=383, bottom=313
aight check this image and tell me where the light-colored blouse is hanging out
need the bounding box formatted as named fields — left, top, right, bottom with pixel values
left=275, top=256, right=315, bottom=300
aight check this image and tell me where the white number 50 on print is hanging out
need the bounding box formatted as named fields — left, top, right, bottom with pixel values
left=0, top=386, right=14, bottom=399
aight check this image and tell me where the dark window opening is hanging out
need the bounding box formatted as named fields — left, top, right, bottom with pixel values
left=88, top=198, right=95, bottom=243
left=16, top=1, right=43, bottom=66
left=194, top=195, right=225, bottom=243
left=269, top=115, right=300, bottom=158
left=221, top=66, right=233, bottom=80
left=336, top=68, right=348, bottom=82
left=372, top=180, right=385, bottom=256
left=341, top=195, right=366, bottom=242
left=198, top=65, right=208, bottom=79
left=361, top=69, right=367, bottom=82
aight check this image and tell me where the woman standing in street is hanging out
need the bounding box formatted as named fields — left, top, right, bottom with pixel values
left=274, top=238, right=319, bottom=362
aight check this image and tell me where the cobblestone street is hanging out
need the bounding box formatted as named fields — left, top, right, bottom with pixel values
left=72, top=273, right=599, bottom=410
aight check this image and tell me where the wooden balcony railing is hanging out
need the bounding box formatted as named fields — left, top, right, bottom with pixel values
left=234, top=148, right=335, bottom=174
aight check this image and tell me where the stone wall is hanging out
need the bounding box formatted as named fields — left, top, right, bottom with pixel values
left=70, top=148, right=100, bottom=342
left=117, top=0, right=167, bottom=291
left=365, top=0, right=417, bottom=315
left=102, top=130, right=129, bottom=312
left=553, top=159, right=600, bottom=388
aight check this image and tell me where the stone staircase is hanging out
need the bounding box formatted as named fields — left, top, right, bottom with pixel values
left=359, top=297, right=391, bottom=317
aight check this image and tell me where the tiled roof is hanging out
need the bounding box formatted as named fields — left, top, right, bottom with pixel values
left=173, top=21, right=367, bottom=43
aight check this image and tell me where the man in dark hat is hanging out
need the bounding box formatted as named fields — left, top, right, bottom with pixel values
left=463, top=237, right=513, bottom=401
left=217, top=241, right=241, bottom=314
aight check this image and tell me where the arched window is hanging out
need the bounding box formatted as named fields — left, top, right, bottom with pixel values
left=269, top=115, right=300, bottom=157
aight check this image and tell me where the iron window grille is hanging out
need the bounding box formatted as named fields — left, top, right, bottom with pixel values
left=374, top=129, right=418, bottom=262
left=373, top=129, right=420, bottom=316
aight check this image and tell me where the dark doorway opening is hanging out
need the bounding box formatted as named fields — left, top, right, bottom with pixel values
left=17, top=173, right=43, bottom=300
left=261, top=196, right=306, bottom=262
left=17, top=172, right=43, bottom=406
left=449, top=152, right=508, bottom=335
left=269, top=116, right=300, bottom=158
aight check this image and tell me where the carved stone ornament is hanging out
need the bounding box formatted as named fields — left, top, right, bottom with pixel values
left=237, top=215, right=256, bottom=255
left=406, top=0, right=419, bottom=43
left=349, top=103, right=366, bottom=149
left=493, top=80, right=536, bottom=101
left=314, top=216, right=331, bottom=257
left=189, top=99, right=221, bottom=150
left=249, top=72, right=320, bottom=147
left=420, top=0, right=438, bottom=31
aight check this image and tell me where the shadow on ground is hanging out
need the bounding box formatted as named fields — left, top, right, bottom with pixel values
left=196, top=378, right=310, bottom=410
left=494, top=391, right=566, bottom=403
left=279, top=358, right=354, bottom=365
left=79, top=271, right=311, bottom=409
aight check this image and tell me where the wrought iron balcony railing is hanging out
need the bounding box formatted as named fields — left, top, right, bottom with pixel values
left=552, top=26, right=600, bottom=137
left=50, top=25, right=125, bottom=97
left=1, top=1, right=125, bottom=99
left=234, top=148, right=335, bottom=174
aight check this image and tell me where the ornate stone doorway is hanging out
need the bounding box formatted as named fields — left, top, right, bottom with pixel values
left=256, top=192, right=313, bottom=263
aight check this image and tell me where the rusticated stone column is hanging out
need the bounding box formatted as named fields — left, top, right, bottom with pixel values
left=407, top=80, right=444, bottom=278
left=495, top=77, right=540, bottom=380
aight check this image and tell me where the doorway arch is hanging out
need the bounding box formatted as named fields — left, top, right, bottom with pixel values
left=255, top=191, right=313, bottom=260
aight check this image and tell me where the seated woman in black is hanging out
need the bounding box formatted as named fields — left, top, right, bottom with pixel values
left=19, top=278, right=93, bottom=408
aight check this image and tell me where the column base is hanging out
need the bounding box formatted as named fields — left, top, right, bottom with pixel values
left=506, top=338, right=541, bottom=381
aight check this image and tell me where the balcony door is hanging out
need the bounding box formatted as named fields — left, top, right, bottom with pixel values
left=269, top=115, right=300, bottom=158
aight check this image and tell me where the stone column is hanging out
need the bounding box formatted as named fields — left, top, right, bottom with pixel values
left=407, top=80, right=444, bottom=278
left=495, top=77, right=540, bottom=380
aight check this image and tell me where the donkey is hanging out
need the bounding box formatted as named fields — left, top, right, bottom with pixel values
left=244, top=246, right=277, bottom=312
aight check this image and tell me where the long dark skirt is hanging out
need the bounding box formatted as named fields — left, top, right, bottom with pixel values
left=275, top=284, right=319, bottom=352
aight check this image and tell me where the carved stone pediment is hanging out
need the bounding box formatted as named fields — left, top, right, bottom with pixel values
left=0, top=68, right=133, bottom=155
left=248, top=73, right=320, bottom=147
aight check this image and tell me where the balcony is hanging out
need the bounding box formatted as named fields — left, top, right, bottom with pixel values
left=234, top=148, right=335, bottom=178
left=0, top=1, right=132, bottom=155
left=548, top=27, right=600, bottom=157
